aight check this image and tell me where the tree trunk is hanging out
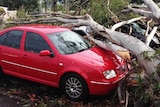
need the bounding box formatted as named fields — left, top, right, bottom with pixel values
left=53, top=0, right=57, bottom=12
left=45, top=13, right=159, bottom=81
left=44, top=0, right=47, bottom=13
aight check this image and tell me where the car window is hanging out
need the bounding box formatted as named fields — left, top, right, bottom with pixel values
left=25, top=32, right=51, bottom=53
left=47, top=30, right=91, bottom=54
left=0, top=30, right=23, bottom=49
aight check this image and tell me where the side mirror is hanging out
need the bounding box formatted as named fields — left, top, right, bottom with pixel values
left=39, top=50, right=54, bottom=57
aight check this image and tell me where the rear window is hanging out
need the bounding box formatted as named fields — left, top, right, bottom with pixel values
left=0, top=30, right=23, bottom=49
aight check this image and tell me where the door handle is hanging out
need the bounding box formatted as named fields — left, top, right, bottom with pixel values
left=21, top=54, right=27, bottom=58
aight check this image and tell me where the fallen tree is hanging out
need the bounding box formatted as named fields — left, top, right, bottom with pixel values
left=1, top=0, right=160, bottom=106
left=32, top=12, right=160, bottom=80
left=1, top=1, right=160, bottom=81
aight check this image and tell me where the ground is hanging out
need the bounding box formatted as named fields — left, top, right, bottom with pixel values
left=0, top=75, right=124, bottom=107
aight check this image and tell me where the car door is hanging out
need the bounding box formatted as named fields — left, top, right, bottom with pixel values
left=0, top=30, right=24, bottom=75
left=19, top=31, right=59, bottom=86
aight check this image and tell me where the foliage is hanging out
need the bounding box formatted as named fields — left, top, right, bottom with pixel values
left=69, top=0, right=89, bottom=10
left=17, top=6, right=27, bottom=18
left=153, top=48, right=160, bottom=59
left=131, top=0, right=143, bottom=4
left=88, top=0, right=132, bottom=26
left=40, top=0, right=53, bottom=12
left=0, top=8, right=5, bottom=13
left=141, top=49, right=160, bottom=61
left=107, top=0, right=131, bottom=24
left=36, top=0, right=133, bottom=26
left=88, top=0, right=108, bottom=26
left=0, top=0, right=39, bottom=12
left=0, top=0, right=136, bottom=26
left=0, top=7, right=5, bottom=16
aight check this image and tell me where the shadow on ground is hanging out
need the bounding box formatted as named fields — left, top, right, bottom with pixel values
left=0, top=75, right=121, bottom=107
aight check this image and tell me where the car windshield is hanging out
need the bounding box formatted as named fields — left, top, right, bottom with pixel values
left=47, top=30, right=91, bottom=54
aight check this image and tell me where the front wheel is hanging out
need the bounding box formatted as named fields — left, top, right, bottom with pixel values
left=61, top=73, right=89, bottom=101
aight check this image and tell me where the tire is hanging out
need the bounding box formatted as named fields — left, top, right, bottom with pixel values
left=61, top=73, right=89, bottom=101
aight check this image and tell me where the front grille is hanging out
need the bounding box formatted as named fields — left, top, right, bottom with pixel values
left=116, top=63, right=128, bottom=74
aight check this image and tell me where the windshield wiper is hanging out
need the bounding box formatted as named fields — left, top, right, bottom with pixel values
left=78, top=48, right=88, bottom=52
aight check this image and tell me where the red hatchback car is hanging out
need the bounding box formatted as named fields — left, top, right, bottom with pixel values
left=0, top=24, right=128, bottom=101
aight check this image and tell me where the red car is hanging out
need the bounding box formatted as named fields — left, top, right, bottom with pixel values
left=0, top=24, right=128, bottom=101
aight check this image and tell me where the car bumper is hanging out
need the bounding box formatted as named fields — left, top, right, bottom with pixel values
left=89, top=70, right=128, bottom=95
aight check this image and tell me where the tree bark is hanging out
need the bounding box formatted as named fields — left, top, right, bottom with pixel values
left=128, top=0, right=160, bottom=23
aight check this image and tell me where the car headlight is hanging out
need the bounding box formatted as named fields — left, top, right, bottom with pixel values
left=103, top=70, right=117, bottom=79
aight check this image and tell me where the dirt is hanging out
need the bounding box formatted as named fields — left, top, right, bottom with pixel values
left=0, top=94, right=21, bottom=107
left=0, top=75, right=124, bottom=107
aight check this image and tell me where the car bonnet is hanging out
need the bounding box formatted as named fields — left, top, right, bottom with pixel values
left=67, top=47, right=119, bottom=70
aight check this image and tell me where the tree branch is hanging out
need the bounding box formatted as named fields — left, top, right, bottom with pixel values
left=127, top=5, right=153, bottom=18
left=111, top=17, right=146, bottom=31
left=142, top=0, right=160, bottom=18
left=128, top=0, right=160, bottom=23
left=146, top=26, right=158, bottom=45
